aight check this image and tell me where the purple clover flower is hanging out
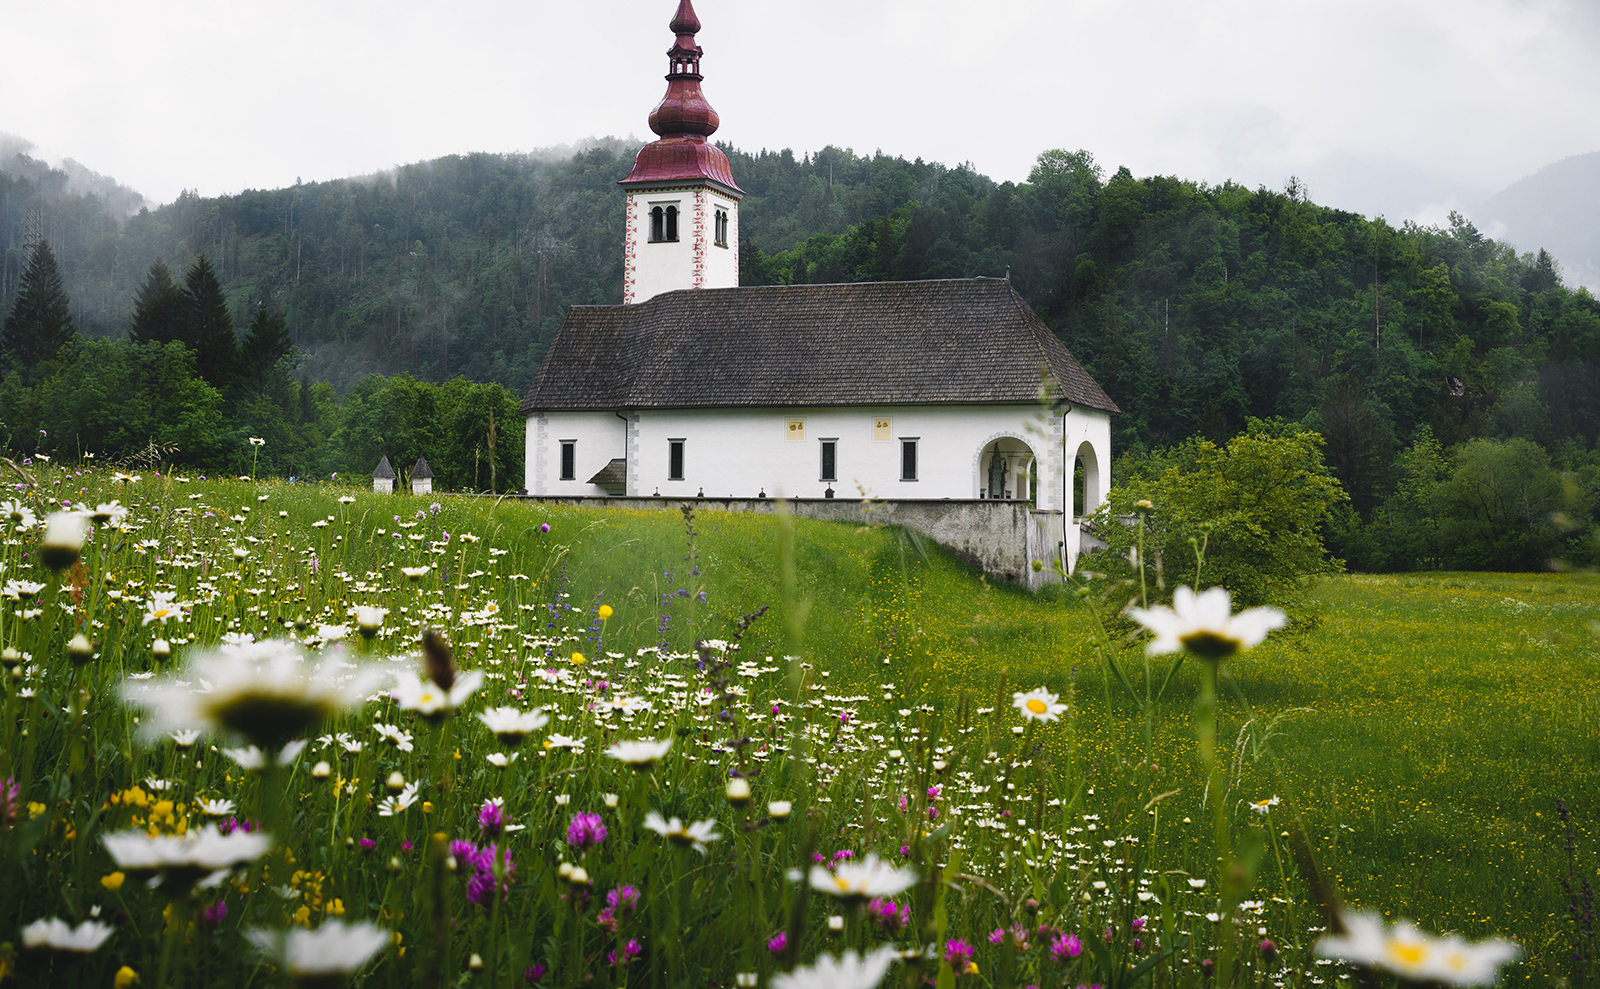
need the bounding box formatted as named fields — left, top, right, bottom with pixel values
left=566, top=812, right=607, bottom=849
left=479, top=799, right=506, bottom=837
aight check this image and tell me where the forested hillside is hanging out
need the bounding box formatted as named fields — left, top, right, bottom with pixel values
left=2, top=140, right=1597, bottom=569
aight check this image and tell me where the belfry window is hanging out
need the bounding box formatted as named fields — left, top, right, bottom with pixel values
left=714, top=209, right=729, bottom=248
left=650, top=205, right=680, bottom=243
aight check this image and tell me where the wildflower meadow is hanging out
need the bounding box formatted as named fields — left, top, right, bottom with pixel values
left=0, top=461, right=1595, bottom=988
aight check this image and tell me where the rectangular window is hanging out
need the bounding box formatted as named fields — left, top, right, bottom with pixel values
left=559, top=441, right=575, bottom=481
left=820, top=440, right=837, bottom=482
left=668, top=439, right=685, bottom=481
left=786, top=417, right=805, bottom=442
left=901, top=438, right=918, bottom=481
left=873, top=417, right=892, bottom=441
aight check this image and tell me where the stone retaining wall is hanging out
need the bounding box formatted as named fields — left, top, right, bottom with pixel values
left=508, top=495, right=1069, bottom=590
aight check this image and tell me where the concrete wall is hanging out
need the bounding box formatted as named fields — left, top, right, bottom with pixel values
left=511, top=494, right=1072, bottom=590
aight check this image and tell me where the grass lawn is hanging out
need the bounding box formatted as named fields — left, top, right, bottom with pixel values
left=3, top=476, right=1594, bottom=986
left=554, top=503, right=1600, bottom=980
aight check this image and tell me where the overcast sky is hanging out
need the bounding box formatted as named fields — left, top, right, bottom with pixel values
left=4, top=0, right=1597, bottom=227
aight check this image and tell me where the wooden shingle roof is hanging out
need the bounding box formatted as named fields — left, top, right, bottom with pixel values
left=522, top=279, right=1118, bottom=414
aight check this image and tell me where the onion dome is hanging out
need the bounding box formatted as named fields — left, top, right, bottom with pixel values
left=621, top=0, right=743, bottom=195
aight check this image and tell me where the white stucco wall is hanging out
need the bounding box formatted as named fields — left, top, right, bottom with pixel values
left=623, top=186, right=740, bottom=305
left=527, top=412, right=629, bottom=496
left=526, top=404, right=1110, bottom=521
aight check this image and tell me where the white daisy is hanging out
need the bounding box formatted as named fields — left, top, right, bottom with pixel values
left=605, top=738, right=672, bottom=768
left=1316, top=910, right=1519, bottom=986
left=377, top=782, right=420, bottom=817
left=20, top=917, right=114, bottom=954
left=771, top=946, right=898, bottom=989
left=809, top=853, right=917, bottom=901
left=122, top=639, right=386, bottom=749
left=373, top=723, right=414, bottom=752
left=642, top=812, right=722, bottom=854
left=247, top=919, right=389, bottom=979
left=1012, top=687, right=1068, bottom=722
left=1127, top=585, right=1286, bottom=661
left=102, top=825, right=272, bottom=894
left=477, top=706, right=549, bottom=746
left=391, top=669, right=483, bottom=718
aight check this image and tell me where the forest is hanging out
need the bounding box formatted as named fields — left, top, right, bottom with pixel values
left=1, top=139, right=1597, bottom=570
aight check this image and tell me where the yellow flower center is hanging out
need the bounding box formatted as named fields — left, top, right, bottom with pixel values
left=1386, top=940, right=1430, bottom=970
left=1026, top=699, right=1048, bottom=714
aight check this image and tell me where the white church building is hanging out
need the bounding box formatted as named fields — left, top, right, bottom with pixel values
left=521, top=0, right=1118, bottom=575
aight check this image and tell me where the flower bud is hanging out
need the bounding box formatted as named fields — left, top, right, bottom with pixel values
left=726, top=776, right=752, bottom=805
left=767, top=800, right=792, bottom=821
left=311, top=761, right=332, bottom=781
left=39, top=512, right=88, bottom=570
left=386, top=771, right=406, bottom=792
left=67, top=632, right=95, bottom=665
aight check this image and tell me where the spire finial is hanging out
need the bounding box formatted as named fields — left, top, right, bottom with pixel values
left=648, top=0, right=718, bottom=138
left=670, top=0, right=701, bottom=41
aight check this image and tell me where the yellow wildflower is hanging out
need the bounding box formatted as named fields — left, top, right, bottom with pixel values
left=101, top=872, right=126, bottom=892
left=115, top=966, right=139, bottom=988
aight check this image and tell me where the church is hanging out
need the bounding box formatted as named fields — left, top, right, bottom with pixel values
left=521, top=0, right=1118, bottom=575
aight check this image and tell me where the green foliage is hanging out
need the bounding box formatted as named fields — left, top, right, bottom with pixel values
left=0, top=242, right=76, bottom=380
left=128, top=260, right=188, bottom=346
left=183, top=255, right=235, bottom=389
left=1088, top=420, right=1346, bottom=610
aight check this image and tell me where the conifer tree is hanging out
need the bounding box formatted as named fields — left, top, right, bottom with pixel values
left=130, top=260, right=191, bottom=346
left=183, top=256, right=235, bottom=389
left=0, top=241, right=76, bottom=377
left=238, top=303, right=294, bottom=393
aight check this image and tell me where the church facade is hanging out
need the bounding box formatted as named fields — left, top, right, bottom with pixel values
left=521, top=0, right=1119, bottom=574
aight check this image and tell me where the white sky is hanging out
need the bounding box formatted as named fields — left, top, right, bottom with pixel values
left=3, top=0, right=1598, bottom=226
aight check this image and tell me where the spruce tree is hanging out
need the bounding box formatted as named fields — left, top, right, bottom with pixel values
left=238, top=304, right=294, bottom=392
left=183, top=256, right=236, bottom=389
left=1, top=241, right=76, bottom=377
left=130, top=260, right=191, bottom=345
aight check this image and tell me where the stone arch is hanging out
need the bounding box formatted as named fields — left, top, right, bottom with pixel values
left=1072, top=439, right=1102, bottom=519
left=972, top=432, right=1042, bottom=506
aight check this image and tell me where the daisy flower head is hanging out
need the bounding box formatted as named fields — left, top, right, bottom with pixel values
left=247, top=919, right=389, bottom=981
left=90, top=501, right=128, bottom=527
left=642, top=812, right=722, bottom=854
left=355, top=606, right=386, bottom=638
left=1316, top=910, right=1520, bottom=986
left=1012, top=687, right=1068, bottom=723
left=1249, top=795, right=1281, bottom=815
left=606, top=738, right=672, bottom=770
left=477, top=706, right=550, bottom=747
left=20, top=916, right=115, bottom=954
left=1127, top=585, right=1286, bottom=662
left=771, top=945, right=898, bottom=989
left=391, top=669, right=484, bottom=720
left=122, top=639, right=387, bottom=750
left=373, top=723, right=414, bottom=752
left=102, top=824, right=272, bottom=895
left=809, top=853, right=918, bottom=902
left=377, top=782, right=421, bottom=817
left=143, top=591, right=185, bottom=626
left=39, top=511, right=89, bottom=570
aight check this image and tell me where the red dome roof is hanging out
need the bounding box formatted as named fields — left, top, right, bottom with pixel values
left=619, top=0, right=743, bottom=195
left=621, top=137, right=740, bottom=193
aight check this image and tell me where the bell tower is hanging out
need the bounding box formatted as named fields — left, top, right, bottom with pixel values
left=620, top=0, right=743, bottom=305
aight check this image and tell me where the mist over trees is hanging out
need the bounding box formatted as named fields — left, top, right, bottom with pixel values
left=0, top=140, right=1597, bottom=568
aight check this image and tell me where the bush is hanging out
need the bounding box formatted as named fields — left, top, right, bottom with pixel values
left=1084, top=419, right=1346, bottom=612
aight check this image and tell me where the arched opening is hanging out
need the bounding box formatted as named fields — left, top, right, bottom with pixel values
left=1072, top=440, right=1101, bottom=519
left=665, top=205, right=679, bottom=242
left=977, top=437, right=1037, bottom=505
left=650, top=207, right=665, bottom=242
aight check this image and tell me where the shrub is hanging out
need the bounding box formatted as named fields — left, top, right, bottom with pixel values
left=1084, top=418, right=1346, bottom=612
